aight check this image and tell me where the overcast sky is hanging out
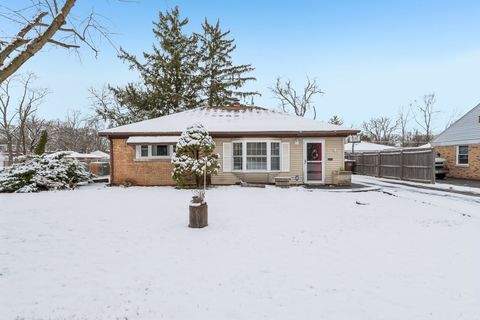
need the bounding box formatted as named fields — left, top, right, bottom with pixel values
left=4, top=0, right=480, bottom=132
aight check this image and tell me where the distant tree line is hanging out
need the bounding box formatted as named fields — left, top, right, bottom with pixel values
left=0, top=74, right=107, bottom=162
left=359, top=93, right=458, bottom=147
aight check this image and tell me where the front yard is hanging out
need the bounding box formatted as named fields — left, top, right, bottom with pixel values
left=1, top=182, right=479, bottom=319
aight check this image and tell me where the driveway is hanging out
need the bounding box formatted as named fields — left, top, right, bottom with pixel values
left=354, top=175, right=480, bottom=198
left=436, top=177, right=480, bottom=188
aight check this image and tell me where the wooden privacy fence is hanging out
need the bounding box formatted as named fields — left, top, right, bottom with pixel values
left=346, top=148, right=436, bottom=183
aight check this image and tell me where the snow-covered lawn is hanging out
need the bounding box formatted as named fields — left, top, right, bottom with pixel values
left=1, top=183, right=479, bottom=320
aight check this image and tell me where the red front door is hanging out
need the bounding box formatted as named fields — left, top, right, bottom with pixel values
left=305, top=142, right=323, bottom=182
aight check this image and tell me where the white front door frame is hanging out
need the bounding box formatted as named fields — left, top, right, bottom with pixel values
left=303, top=138, right=326, bottom=184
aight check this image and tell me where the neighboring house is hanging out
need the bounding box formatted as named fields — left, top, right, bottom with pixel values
left=344, top=141, right=395, bottom=153
left=99, top=103, right=359, bottom=186
left=431, top=103, right=480, bottom=180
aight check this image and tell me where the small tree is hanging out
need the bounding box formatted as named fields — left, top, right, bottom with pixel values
left=328, top=115, right=344, bottom=125
left=172, top=123, right=220, bottom=187
left=34, top=130, right=48, bottom=155
left=412, top=93, right=438, bottom=142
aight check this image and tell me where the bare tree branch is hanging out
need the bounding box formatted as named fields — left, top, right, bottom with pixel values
left=47, top=38, right=80, bottom=48
left=0, top=11, right=48, bottom=66
left=398, top=105, right=412, bottom=147
left=15, top=73, right=49, bottom=154
left=412, top=93, right=438, bottom=142
left=0, top=0, right=76, bottom=84
left=270, top=76, right=324, bottom=119
left=0, top=0, right=117, bottom=84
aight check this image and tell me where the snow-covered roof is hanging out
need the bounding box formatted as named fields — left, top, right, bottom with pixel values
left=46, top=151, right=106, bottom=159
left=100, top=105, right=358, bottom=137
left=126, top=136, right=180, bottom=144
left=65, top=152, right=103, bottom=159
left=344, top=141, right=395, bottom=153
left=417, top=143, right=431, bottom=148
left=431, top=103, right=480, bottom=146
left=90, top=150, right=110, bottom=158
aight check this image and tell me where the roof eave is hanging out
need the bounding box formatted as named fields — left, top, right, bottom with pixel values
left=99, top=130, right=360, bottom=138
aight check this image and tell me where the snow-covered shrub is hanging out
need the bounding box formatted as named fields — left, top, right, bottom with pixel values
left=0, top=152, right=93, bottom=193
left=172, top=123, right=220, bottom=187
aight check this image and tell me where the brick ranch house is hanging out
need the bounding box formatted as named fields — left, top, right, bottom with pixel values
left=99, top=104, right=359, bottom=186
left=431, top=103, right=480, bottom=180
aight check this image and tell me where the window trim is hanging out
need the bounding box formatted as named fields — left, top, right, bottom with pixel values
left=135, top=144, right=175, bottom=160
left=456, top=145, right=469, bottom=166
left=231, top=139, right=281, bottom=173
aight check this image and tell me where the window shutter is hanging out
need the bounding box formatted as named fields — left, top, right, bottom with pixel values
left=281, top=142, right=290, bottom=172
left=223, top=142, right=232, bottom=172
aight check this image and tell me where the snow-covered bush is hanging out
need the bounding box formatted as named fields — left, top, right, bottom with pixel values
left=0, top=152, right=93, bottom=193
left=172, top=123, right=220, bottom=187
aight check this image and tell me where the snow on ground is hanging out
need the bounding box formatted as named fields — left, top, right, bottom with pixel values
left=1, top=183, right=479, bottom=320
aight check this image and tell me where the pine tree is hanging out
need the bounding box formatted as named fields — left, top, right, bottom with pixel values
left=328, top=115, right=344, bottom=126
left=108, top=7, right=202, bottom=119
left=94, top=8, right=260, bottom=125
left=34, top=130, right=48, bottom=155
left=172, top=123, right=220, bottom=187
left=197, top=19, right=258, bottom=106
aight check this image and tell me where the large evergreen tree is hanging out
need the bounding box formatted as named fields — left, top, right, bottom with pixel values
left=197, top=19, right=258, bottom=106
left=94, top=9, right=259, bottom=126
left=107, top=7, right=202, bottom=120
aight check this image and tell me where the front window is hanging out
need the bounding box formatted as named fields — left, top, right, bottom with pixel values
left=457, top=145, right=469, bottom=165
left=233, top=142, right=243, bottom=170
left=231, top=140, right=282, bottom=171
left=136, top=144, right=174, bottom=159
left=140, top=145, right=149, bottom=157
left=246, top=142, right=267, bottom=170
left=152, top=145, right=169, bottom=156
left=271, top=142, right=280, bottom=171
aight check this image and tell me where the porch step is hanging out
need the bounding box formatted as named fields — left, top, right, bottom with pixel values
left=275, top=176, right=291, bottom=188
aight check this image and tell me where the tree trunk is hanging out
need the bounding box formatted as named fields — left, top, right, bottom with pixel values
left=21, top=124, right=26, bottom=154
left=6, top=132, right=13, bottom=163
left=189, top=202, right=208, bottom=228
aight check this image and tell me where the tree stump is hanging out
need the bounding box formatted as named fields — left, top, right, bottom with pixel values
left=189, top=202, right=208, bottom=228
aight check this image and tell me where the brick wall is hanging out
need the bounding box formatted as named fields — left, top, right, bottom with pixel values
left=435, top=144, right=480, bottom=180
left=111, top=139, right=176, bottom=186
